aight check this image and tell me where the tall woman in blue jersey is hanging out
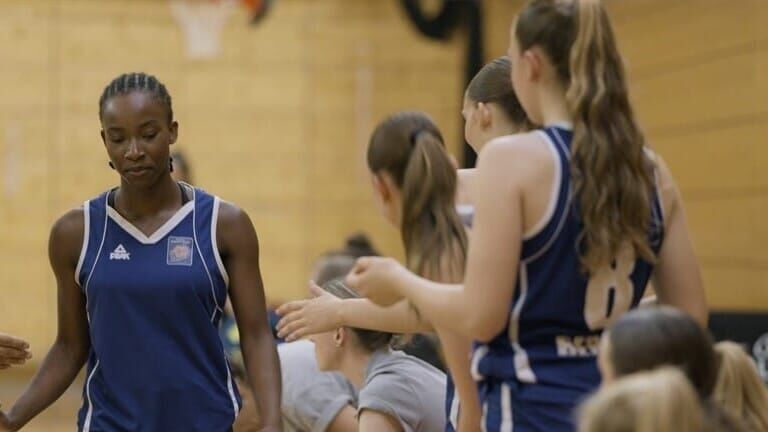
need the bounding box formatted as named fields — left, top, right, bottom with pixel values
left=0, top=73, right=282, bottom=432
left=347, top=0, right=708, bottom=431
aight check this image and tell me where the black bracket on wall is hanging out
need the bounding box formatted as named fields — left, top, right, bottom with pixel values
left=400, top=0, right=484, bottom=168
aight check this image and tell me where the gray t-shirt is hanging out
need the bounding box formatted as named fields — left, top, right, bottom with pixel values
left=279, top=341, right=357, bottom=432
left=358, top=349, right=447, bottom=432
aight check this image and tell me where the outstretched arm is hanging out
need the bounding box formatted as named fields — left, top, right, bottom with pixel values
left=276, top=283, right=432, bottom=341
left=348, top=139, right=526, bottom=342
left=0, top=334, right=31, bottom=370
left=2, top=209, right=91, bottom=431
left=435, top=328, right=480, bottom=432
left=218, top=202, right=282, bottom=431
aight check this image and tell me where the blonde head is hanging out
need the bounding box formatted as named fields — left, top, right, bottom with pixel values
left=579, top=368, right=703, bottom=432
left=713, top=341, right=768, bottom=431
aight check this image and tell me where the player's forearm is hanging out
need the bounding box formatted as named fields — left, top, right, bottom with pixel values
left=340, top=299, right=432, bottom=334
left=436, top=328, right=481, bottom=431
left=8, top=340, right=87, bottom=430
left=241, top=330, right=282, bottom=430
left=397, top=272, right=504, bottom=341
left=395, top=272, right=474, bottom=334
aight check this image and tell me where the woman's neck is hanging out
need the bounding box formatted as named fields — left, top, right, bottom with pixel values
left=339, top=348, right=375, bottom=389
left=116, top=175, right=180, bottom=219
left=538, top=83, right=572, bottom=127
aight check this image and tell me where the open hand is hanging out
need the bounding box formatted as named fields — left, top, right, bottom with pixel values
left=276, top=282, right=343, bottom=341
left=0, top=333, right=31, bottom=370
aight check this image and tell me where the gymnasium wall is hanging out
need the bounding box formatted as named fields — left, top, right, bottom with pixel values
left=1, top=0, right=766, bottom=369
left=494, top=0, right=768, bottom=312
left=0, top=0, right=466, bottom=361
left=605, top=0, right=768, bottom=311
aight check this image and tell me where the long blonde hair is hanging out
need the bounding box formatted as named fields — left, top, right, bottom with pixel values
left=367, top=112, right=468, bottom=282
left=516, top=0, right=656, bottom=273
left=713, top=341, right=768, bottom=431
left=579, top=368, right=703, bottom=432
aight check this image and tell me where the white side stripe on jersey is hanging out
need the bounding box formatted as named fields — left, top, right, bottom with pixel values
left=211, top=197, right=230, bottom=287
left=501, top=383, right=514, bottom=432
left=84, top=194, right=110, bottom=325
left=82, top=359, right=100, bottom=432
left=75, top=200, right=91, bottom=287
left=509, top=265, right=536, bottom=383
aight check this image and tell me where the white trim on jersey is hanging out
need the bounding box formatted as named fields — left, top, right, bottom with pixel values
left=211, top=197, right=230, bottom=287
left=190, top=189, right=224, bottom=320
left=106, top=201, right=194, bottom=245
left=456, top=204, right=474, bottom=216
left=84, top=194, right=110, bottom=324
left=82, top=359, right=100, bottom=432
left=524, top=129, right=574, bottom=263
left=509, top=265, right=536, bottom=383
left=501, top=383, right=514, bottom=432
left=75, top=200, right=91, bottom=287
left=449, top=389, right=460, bottom=430
left=523, top=133, right=562, bottom=240
left=471, top=345, right=489, bottom=381
left=224, top=350, right=241, bottom=420
left=481, top=399, right=489, bottom=432
left=187, top=191, right=238, bottom=418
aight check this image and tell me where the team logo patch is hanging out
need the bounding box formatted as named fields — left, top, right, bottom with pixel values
left=167, top=236, right=194, bottom=266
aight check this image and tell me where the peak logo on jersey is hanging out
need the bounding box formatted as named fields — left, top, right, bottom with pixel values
left=109, top=244, right=131, bottom=260
left=167, top=236, right=194, bottom=266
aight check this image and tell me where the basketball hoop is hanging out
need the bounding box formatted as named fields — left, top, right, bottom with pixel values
left=170, top=0, right=237, bottom=60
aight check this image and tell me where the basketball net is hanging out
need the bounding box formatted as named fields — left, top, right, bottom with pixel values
left=170, top=0, right=237, bottom=60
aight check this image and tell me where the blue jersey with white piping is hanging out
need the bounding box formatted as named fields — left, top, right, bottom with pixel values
left=472, top=126, right=664, bottom=431
left=75, top=184, right=240, bottom=432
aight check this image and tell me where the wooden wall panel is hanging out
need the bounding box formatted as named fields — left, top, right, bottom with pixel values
left=4, top=0, right=764, bottom=371
left=0, top=0, right=466, bottom=364
left=608, top=0, right=768, bottom=311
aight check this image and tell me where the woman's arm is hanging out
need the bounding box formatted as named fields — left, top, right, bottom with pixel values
left=349, top=138, right=530, bottom=341
left=650, top=157, right=708, bottom=326
left=435, top=328, right=480, bottom=432
left=218, top=203, right=282, bottom=432
left=358, top=410, right=402, bottom=432
left=1, top=209, right=91, bottom=431
left=276, top=283, right=432, bottom=341
left=326, top=406, right=358, bottom=432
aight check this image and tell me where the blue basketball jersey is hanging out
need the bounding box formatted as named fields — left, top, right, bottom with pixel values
left=472, top=126, right=664, bottom=432
left=75, top=185, right=241, bottom=431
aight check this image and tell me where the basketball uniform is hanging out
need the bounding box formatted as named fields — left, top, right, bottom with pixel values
left=471, top=126, right=664, bottom=432
left=75, top=184, right=241, bottom=431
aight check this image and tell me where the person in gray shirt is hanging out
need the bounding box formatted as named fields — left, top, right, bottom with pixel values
left=279, top=244, right=369, bottom=432
left=309, top=279, right=447, bottom=432
left=279, top=340, right=357, bottom=432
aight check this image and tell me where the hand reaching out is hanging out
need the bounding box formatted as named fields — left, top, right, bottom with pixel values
left=0, top=333, right=31, bottom=370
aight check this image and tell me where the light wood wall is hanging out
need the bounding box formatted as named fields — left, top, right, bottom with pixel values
left=605, top=0, right=768, bottom=311
left=0, top=0, right=465, bottom=362
left=1, top=0, right=766, bottom=368
left=486, top=0, right=768, bottom=312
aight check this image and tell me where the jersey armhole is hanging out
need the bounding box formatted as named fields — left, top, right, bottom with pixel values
left=74, top=200, right=90, bottom=287
left=523, top=131, right=563, bottom=240
left=212, top=197, right=231, bottom=287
